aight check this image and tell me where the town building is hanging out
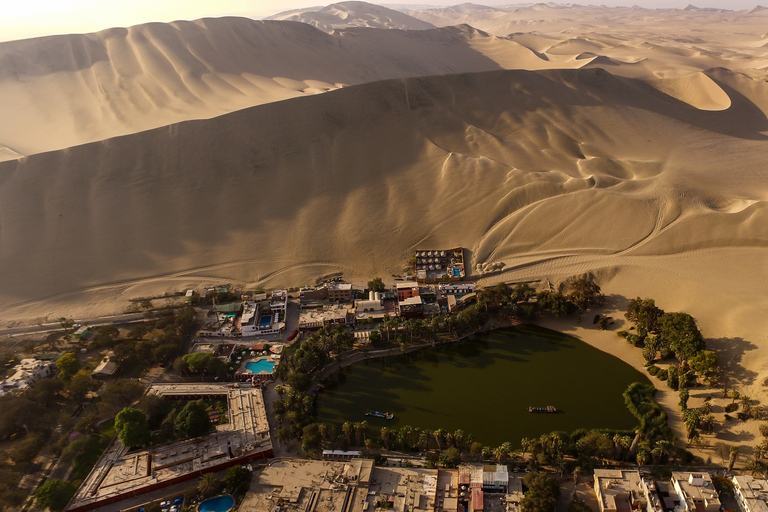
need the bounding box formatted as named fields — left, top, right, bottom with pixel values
left=670, top=472, right=721, bottom=512
left=326, top=282, right=353, bottom=302
left=0, top=358, right=57, bottom=395
left=733, top=476, right=768, bottom=512
left=594, top=469, right=649, bottom=512
left=355, top=291, right=387, bottom=322
left=300, top=286, right=328, bottom=302
left=414, top=248, right=466, bottom=283
left=439, top=283, right=476, bottom=295
left=66, top=383, right=272, bottom=512
left=396, top=281, right=420, bottom=302
left=399, top=296, right=425, bottom=319
left=90, top=352, right=118, bottom=379
left=299, top=304, right=354, bottom=329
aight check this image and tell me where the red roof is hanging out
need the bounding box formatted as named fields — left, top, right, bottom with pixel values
left=472, top=489, right=484, bottom=511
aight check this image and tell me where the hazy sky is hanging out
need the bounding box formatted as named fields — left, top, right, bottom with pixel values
left=0, top=0, right=761, bottom=43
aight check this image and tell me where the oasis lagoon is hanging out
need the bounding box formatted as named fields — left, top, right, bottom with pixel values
left=317, top=325, right=651, bottom=446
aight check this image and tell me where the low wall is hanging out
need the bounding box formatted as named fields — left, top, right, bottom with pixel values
left=65, top=448, right=273, bottom=512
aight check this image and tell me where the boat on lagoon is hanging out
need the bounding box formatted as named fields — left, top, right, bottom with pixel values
left=364, top=409, right=394, bottom=420
left=529, top=406, right=557, bottom=413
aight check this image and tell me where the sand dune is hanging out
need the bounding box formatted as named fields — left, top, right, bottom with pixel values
left=0, top=18, right=573, bottom=160
left=4, top=4, right=767, bottom=160
left=2, top=68, right=767, bottom=324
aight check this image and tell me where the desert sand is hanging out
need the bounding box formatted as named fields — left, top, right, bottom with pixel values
left=1, top=2, right=768, bottom=454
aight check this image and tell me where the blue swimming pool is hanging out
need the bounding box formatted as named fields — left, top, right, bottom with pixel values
left=198, top=494, right=234, bottom=512
left=245, top=359, right=275, bottom=374
left=259, top=315, right=272, bottom=328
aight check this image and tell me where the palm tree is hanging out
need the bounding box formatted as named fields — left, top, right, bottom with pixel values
left=493, top=445, right=508, bottom=463
left=418, top=429, right=431, bottom=451
left=573, top=467, right=582, bottom=485
left=454, top=429, right=466, bottom=452
left=700, top=414, right=716, bottom=434
left=381, top=427, right=390, bottom=450
left=731, top=390, right=741, bottom=404
left=520, top=438, right=532, bottom=460
left=198, top=473, right=221, bottom=498
left=728, top=446, right=739, bottom=472
left=745, top=460, right=764, bottom=478
left=433, top=429, right=446, bottom=451
left=741, top=395, right=753, bottom=414
left=354, top=422, right=363, bottom=447
left=754, top=444, right=766, bottom=461
left=652, top=440, right=673, bottom=464
left=342, top=421, right=354, bottom=448
left=687, top=429, right=701, bottom=447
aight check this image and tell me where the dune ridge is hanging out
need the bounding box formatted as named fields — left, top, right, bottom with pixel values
left=1, top=68, right=767, bottom=320
left=0, top=18, right=578, bottom=160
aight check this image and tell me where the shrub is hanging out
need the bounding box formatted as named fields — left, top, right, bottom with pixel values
left=725, top=403, right=738, bottom=413
left=647, top=366, right=660, bottom=376
left=617, top=331, right=629, bottom=338
left=657, top=372, right=668, bottom=381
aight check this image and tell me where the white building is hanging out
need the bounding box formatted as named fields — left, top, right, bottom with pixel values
left=594, top=469, right=651, bottom=512
left=733, top=476, right=768, bottom=512
left=439, top=283, right=476, bottom=295
left=239, top=300, right=285, bottom=336
left=0, top=358, right=57, bottom=395
left=670, top=472, right=721, bottom=512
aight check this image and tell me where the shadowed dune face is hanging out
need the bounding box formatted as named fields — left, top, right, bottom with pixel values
left=1, top=68, right=767, bottom=316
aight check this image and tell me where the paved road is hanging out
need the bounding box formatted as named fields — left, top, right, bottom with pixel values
left=0, top=313, right=146, bottom=337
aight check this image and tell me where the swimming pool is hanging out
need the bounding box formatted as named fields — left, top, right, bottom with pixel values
left=198, top=494, right=234, bottom=512
left=245, top=359, right=275, bottom=374
left=258, top=315, right=272, bottom=328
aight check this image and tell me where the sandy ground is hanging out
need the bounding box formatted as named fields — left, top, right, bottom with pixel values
left=1, top=3, right=768, bottom=458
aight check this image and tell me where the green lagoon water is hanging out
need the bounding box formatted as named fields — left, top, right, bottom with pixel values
left=317, top=325, right=651, bottom=446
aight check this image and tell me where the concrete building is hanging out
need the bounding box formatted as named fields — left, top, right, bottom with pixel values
left=326, top=282, right=353, bottom=302
left=355, top=291, right=387, bottom=322
left=439, top=283, right=476, bottom=295
left=399, top=296, right=425, bottom=319
left=0, top=358, right=57, bottom=395
left=300, top=286, right=328, bottom=302
left=594, top=469, right=648, bottom=512
left=66, top=383, right=272, bottom=512
left=733, top=476, right=768, bottom=512
left=90, top=352, right=118, bottom=379
left=299, top=304, right=353, bottom=329
left=670, top=472, right=721, bottom=512
left=396, top=282, right=420, bottom=302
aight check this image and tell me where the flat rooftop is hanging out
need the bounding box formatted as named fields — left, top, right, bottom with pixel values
left=67, top=384, right=271, bottom=511
left=240, top=459, right=373, bottom=512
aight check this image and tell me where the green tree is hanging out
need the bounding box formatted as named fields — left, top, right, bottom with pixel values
left=34, top=479, right=77, bottom=511
left=56, top=352, right=80, bottom=381
left=521, top=471, right=560, bottom=512
left=91, top=325, right=120, bottom=348
left=660, top=312, right=705, bottom=363
left=175, top=400, right=211, bottom=438
left=689, top=351, right=718, bottom=384
left=99, top=380, right=145, bottom=415
left=28, top=378, right=64, bottom=407
left=439, top=446, right=461, bottom=468
left=367, top=277, right=386, bottom=293
left=225, top=465, right=250, bottom=492
left=115, top=407, right=150, bottom=447
left=625, top=297, right=665, bottom=333
left=567, top=278, right=605, bottom=311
